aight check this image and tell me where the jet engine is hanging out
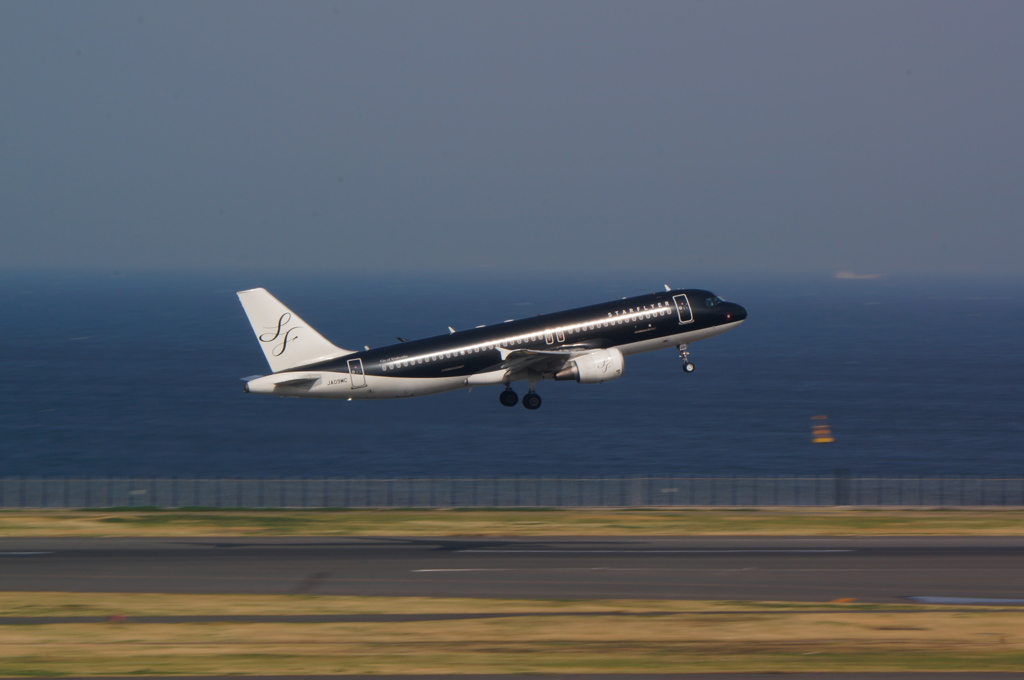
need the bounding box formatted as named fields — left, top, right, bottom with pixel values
left=554, top=347, right=625, bottom=384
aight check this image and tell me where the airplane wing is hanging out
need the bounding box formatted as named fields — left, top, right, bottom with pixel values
left=496, top=344, right=601, bottom=375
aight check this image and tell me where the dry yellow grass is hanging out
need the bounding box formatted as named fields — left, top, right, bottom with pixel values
left=2, top=605, right=1024, bottom=675
left=2, top=507, right=1024, bottom=537
left=0, top=592, right=917, bottom=618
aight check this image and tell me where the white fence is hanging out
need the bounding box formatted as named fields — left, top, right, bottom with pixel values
left=2, top=475, right=1024, bottom=508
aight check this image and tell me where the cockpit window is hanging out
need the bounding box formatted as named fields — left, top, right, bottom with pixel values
left=705, top=296, right=725, bottom=307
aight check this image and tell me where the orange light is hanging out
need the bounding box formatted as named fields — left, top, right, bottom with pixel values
left=811, top=415, right=835, bottom=444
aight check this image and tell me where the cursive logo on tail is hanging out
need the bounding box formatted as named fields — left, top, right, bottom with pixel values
left=259, top=313, right=303, bottom=357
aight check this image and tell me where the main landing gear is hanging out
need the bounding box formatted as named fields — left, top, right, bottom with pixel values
left=678, top=343, right=695, bottom=373
left=499, top=387, right=543, bottom=410
left=499, top=388, right=518, bottom=407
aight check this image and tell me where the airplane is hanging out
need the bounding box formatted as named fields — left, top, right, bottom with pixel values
left=237, top=285, right=747, bottom=409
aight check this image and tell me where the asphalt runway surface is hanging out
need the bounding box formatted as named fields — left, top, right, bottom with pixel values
left=2, top=536, right=1024, bottom=603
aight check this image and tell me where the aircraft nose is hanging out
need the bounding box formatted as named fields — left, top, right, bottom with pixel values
left=726, top=303, right=747, bottom=323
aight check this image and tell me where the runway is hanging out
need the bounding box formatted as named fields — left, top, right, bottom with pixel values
left=2, top=536, right=1024, bottom=603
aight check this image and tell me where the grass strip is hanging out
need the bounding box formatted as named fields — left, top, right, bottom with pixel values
left=0, top=595, right=1023, bottom=675
left=3, top=507, right=1024, bottom=537
left=0, top=592, right=930, bottom=618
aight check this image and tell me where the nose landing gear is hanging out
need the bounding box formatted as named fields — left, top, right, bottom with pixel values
left=678, top=343, right=695, bottom=373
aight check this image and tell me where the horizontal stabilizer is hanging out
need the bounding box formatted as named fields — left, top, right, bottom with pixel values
left=268, top=373, right=321, bottom=388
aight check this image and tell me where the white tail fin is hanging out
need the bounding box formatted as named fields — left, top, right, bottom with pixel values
left=237, top=288, right=353, bottom=372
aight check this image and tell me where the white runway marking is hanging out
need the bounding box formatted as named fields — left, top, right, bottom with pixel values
left=414, top=568, right=763, bottom=573
left=0, top=552, right=54, bottom=556
left=409, top=565, right=501, bottom=569
left=459, top=549, right=855, bottom=554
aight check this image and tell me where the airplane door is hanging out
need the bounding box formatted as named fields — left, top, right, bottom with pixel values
left=673, top=294, right=694, bottom=325
left=347, top=358, right=367, bottom=389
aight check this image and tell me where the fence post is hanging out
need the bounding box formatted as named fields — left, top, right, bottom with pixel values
left=834, top=469, right=850, bottom=506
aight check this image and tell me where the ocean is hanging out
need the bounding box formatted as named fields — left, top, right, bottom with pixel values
left=1, top=271, right=1021, bottom=478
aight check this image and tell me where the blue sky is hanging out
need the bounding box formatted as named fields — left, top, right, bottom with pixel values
left=2, top=1, right=1022, bottom=276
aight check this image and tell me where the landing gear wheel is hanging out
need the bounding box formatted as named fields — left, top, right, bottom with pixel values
left=499, top=389, right=518, bottom=407
left=677, top=343, right=694, bottom=373
left=522, top=392, right=542, bottom=410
